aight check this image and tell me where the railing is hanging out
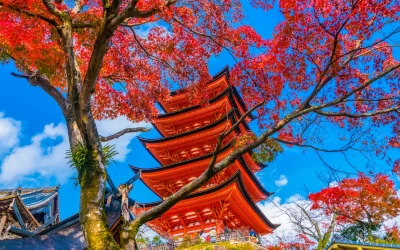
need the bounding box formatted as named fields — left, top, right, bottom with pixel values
left=171, top=230, right=248, bottom=248
left=138, top=230, right=261, bottom=250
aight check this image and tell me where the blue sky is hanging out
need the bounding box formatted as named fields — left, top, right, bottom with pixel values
left=0, top=2, right=399, bottom=241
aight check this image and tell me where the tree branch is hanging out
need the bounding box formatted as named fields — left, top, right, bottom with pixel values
left=100, top=127, right=151, bottom=142
left=314, top=106, right=400, bottom=118
left=41, top=0, right=64, bottom=20
left=11, top=72, right=70, bottom=118
left=0, top=1, right=59, bottom=26
left=273, top=138, right=354, bottom=153
left=125, top=100, right=265, bottom=228
left=222, top=99, right=266, bottom=137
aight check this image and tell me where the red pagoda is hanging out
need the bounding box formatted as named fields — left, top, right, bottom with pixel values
left=130, top=67, right=278, bottom=239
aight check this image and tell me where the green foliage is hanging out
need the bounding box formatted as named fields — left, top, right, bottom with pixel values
left=136, top=235, right=150, bottom=245
left=178, top=235, right=193, bottom=248
left=151, top=235, right=163, bottom=246
left=66, top=141, right=88, bottom=171
left=102, top=144, right=118, bottom=166
left=340, top=222, right=381, bottom=241
left=252, top=138, right=283, bottom=164
left=66, top=141, right=118, bottom=186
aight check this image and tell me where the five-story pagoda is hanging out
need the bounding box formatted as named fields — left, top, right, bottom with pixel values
left=130, top=67, right=278, bottom=240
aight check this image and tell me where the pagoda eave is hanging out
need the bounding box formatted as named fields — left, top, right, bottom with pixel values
left=152, top=93, right=252, bottom=137
left=132, top=171, right=279, bottom=235
left=159, top=85, right=255, bottom=122
left=142, top=110, right=241, bottom=144
left=130, top=154, right=271, bottom=202
left=138, top=112, right=245, bottom=165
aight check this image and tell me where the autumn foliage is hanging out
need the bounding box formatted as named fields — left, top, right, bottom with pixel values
left=233, top=0, right=400, bottom=173
left=309, top=174, right=400, bottom=228
left=1, top=0, right=400, bottom=249
left=265, top=234, right=315, bottom=250
left=0, top=0, right=266, bottom=122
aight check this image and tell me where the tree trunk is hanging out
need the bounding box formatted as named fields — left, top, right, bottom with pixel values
left=66, top=119, right=120, bottom=250
left=79, top=157, right=119, bottom=250
left=121, top=219, right=141, bottom=250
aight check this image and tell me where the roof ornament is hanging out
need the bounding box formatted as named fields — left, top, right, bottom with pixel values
left=118, top=184, right=133, bottom=222
left=14, top=186, right=22, bottom=196
left=105, top=170, right=141, bottom=221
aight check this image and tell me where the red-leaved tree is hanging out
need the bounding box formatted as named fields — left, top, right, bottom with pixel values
left=309, top=174, right=400, bottom=241
left=0, top=0, right=399, bottom=249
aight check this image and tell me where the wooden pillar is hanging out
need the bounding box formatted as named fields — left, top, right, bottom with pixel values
left=0, top=214, right=7, bottom=234
left=216, top=220, right=223, bottom=234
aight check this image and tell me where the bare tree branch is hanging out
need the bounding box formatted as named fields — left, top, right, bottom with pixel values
left=100, top=127, right=151, bottom=142
left=222, top=99, right=266, bottom=137
left=314, top=106, right=400, bottom=118
left=11, top=72, right=71, bottom=118
left=273, top=138, right=354, bottom=153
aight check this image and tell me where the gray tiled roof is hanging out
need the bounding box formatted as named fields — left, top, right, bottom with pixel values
left=0, top=212, right=121, bottom=250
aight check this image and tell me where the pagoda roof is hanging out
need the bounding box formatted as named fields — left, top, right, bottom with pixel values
left=130, top=152, right=271, bottom=202
left=138, top=111, right=245, bottom=165
left=153, top=88, right=252, bottom=137
left=0, top=212, right=121, bottom=250
left=0, top=186, right=59, bottom=214
left=133, top=171, right=279, bottom=235
left=142, top=110, right=241, bottom=143
left=168, top=66, right=230, bottom=97
left=0, top=194, right=40, bottom=228
left=158, top=68, right=255, bottom=121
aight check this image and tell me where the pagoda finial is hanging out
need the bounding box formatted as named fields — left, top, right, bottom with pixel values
left=14, top=186, right=21, bottom=195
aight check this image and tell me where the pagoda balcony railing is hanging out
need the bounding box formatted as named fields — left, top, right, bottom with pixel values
left=166, top=143, right=218, bottom=164
left=170, top=230, right=247, bottom=248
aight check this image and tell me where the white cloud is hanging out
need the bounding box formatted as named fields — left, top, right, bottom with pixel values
left=258, top=195, right=303, bottom=243
left=258, top=194, right=322, bottom=246
left=96, top=116, right=151, bottom=162
left=0, top=112, right=20, bottom=154
left=274, top=175, right=288, bottom=187
left=0, top=114, right=151, bottom=188
left=329, top=181, right=338, bottom=187
left=0, top=123, right=71, bottom=187
left=287, top=194, right=304, bottom=203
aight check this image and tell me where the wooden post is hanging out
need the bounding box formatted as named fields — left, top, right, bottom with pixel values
left=12, top=201, right=27, bottom=230
left=0, top=214, right=7, bottom=234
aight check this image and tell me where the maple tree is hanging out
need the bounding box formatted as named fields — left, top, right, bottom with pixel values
left=382, top=224, right=400, bottom=243
left=0, top=0, right=399, bottom=249
left=309, top=174, right=400, bottom=241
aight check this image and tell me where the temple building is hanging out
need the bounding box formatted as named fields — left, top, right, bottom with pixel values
left=0, top=186, right=60, bottom=240
left=130, top=67, right=278, bottom=240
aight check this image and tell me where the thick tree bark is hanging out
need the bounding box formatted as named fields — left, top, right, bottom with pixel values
left=66, top=117, right=120, bottom=249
